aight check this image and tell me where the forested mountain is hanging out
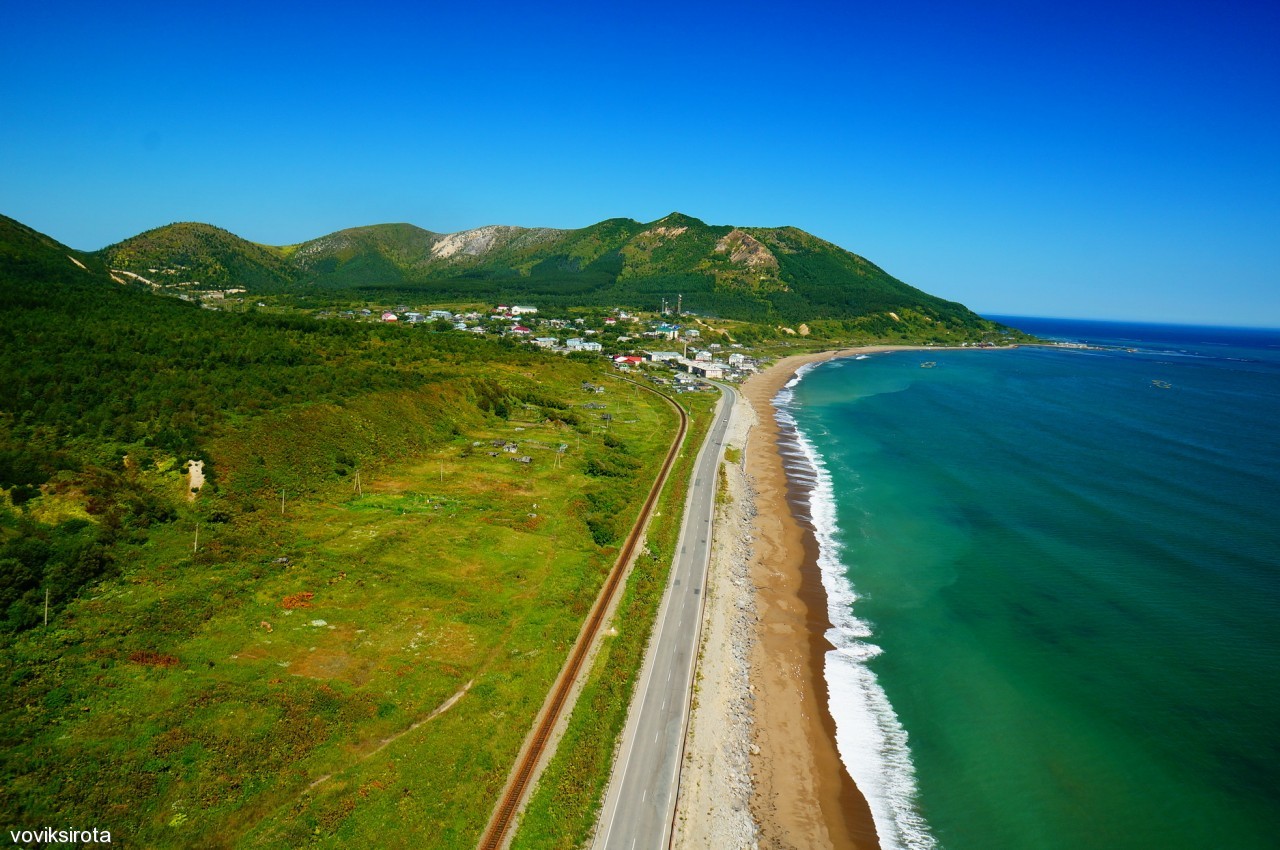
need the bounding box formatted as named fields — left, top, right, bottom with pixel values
left=92, top=212, right=985, bottom=326
left=98, top=221, right=295, bottom=292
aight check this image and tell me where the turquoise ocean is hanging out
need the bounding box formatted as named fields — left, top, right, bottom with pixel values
left=775, top=318, right=1280, bottom=850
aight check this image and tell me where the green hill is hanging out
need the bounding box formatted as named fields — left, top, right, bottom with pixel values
left=98, top=221, right=295, bottom=292
left=0, top=213, right=116, bottom=306
left=286, top=222, right=442, bottom=287
left=92, top=213, right=990, bottom=327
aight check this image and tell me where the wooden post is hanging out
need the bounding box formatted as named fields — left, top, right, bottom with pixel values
left=193, top=524, right=199, bottom=554
left=281, top=489, right=286, bottom=515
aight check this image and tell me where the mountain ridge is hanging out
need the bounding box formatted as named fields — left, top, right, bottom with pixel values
left=10, top=211, right=989, bottom=327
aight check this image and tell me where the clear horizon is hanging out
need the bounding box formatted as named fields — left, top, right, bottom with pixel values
left=981, top=313, right=1280, bottom=332
left=3, top=0, right=1277, bottom=327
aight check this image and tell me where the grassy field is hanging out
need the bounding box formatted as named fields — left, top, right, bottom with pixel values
left=0, top=367, right=681, bottom=848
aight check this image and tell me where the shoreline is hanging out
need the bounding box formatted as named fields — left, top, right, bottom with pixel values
left=675, top=343, right=1010, bottom=849
left=743, top=347, right=885, bottom=850
left=743, top=344, right=979, bottom=850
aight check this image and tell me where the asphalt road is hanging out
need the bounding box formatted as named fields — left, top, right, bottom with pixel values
left=593, top=383, right=737, bottom=850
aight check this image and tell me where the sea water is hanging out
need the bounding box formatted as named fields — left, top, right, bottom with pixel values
left=776, top=318, right=1280, bottom=850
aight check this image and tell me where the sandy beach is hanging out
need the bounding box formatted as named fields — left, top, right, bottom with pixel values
left=743, top=348, right=889, bottom=850
left=677, top=345, right=962, bottom=850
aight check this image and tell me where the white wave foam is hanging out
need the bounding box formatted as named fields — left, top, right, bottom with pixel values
left=774, top=373, right=937, bottom=850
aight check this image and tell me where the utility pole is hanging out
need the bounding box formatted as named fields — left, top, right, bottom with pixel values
left=677, top=293, right=682, bottom=315
left=193, top=524, right=199, bottom=554
left=281, top=489, right=286, bottom=515
left=44, top=588, right=49, bottom=627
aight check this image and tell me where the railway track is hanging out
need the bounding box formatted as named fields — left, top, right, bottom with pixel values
left=476, top=380, right=690, bottom=850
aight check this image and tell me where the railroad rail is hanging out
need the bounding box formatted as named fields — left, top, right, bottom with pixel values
left=476, top=380, right=690, bottom=850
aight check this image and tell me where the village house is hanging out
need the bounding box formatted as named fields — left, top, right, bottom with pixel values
left=690, top=362, right=725, bottom=379
left=381, top=311, right=398, bottom=322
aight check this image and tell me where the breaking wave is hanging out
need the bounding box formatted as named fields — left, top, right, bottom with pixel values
left=774, top=363, right=937, bottom=850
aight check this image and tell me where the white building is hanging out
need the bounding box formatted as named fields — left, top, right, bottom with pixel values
left=691, top=362, right=725, bottom=379
left=511, top=305, right=539, bottom=315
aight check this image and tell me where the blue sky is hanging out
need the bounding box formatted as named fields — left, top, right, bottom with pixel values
left=3, top=0, right=1277, bottom=325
